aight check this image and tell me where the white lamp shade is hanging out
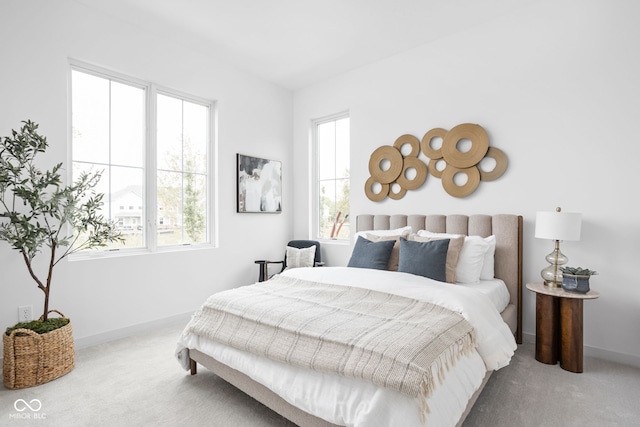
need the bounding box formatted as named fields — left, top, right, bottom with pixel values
left=535, top=211, right=582, bottom=241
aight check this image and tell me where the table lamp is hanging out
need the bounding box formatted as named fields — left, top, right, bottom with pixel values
left=535, top=207, right=582, bottom=287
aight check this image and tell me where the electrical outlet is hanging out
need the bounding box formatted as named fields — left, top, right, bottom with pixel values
left=18, top=305, right=33, bottom=322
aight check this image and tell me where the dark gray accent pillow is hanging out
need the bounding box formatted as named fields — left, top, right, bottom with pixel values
left=398, top=237, right=449, bottom=282
left=347, top=236, right=395, bottom=270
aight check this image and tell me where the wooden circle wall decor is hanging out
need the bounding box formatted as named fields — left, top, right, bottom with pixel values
left=364, top=176, right=390, bottom=202
left=396, top=156, right=428, bottom=190
left=421, top=128, right=447, bottom=160
left=428, top=158, right=445, bottom=178
left=388, top=183, right=407, bottom=200
left=441, top=165, right=481, bottom=198
left=441, top=123, right=489, bottom=168
left=478, top=146, right=508, bottom=181
left=364, top=123, right=508, bottom=201
left=393, top=134, right=421, bottom=158
left=368, top=145, right=403, bottom=184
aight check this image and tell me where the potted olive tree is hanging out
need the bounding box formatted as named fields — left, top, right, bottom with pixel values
left=1, top=120, right=123, bottom=389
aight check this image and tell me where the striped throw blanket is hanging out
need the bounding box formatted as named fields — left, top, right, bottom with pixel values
left=186, top=274, right=476, bottom=416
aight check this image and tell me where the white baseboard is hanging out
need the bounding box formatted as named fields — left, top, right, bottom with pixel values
left=73, top=311, right=193, bottom=350
left=583, top=344, right=640, bottom=369
left=522, top=332, right=640, bottom=369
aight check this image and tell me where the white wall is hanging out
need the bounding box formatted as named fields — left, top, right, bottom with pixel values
left=293, top=0, right=640, bottom=366
left=0, top=1, right=293, bottom=344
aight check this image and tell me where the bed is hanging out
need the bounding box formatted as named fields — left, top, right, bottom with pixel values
left=176, top=214, right=523, bottom=427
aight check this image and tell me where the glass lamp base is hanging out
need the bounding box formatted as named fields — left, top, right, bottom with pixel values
left=543, top=278, right=562, bottom=288
left=541, top=245, right=568, bottom=287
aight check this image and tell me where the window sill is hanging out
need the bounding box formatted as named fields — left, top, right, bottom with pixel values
left=69, top=243, right=216, bottom=261
left=318, top=238, right=350, bottom=246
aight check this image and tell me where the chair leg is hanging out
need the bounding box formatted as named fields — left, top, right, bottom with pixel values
left=258, top=263, right=268, bottom=282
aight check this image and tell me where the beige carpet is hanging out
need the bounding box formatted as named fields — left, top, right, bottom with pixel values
left=1, top=321, right=639, bottom=426
left=464, top=340, right=640, bottom=426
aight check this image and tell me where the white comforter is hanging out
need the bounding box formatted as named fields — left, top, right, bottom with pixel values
left=177, top=267, right=517, bottom=427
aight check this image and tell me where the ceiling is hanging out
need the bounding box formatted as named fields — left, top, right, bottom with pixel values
left=74, top=0, right=531, bottom=90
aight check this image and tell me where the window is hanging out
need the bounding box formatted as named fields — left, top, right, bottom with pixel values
left=70, top=63, right=213, bottom=252
left=156, top=93, right=209, bottom=245
left=314, top=114, right=350, bottom=240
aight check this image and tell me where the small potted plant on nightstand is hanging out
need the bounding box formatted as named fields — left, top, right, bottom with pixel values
left=1, top=120, right=123, bottom=389
left=560, top=266, right=597, bottom=294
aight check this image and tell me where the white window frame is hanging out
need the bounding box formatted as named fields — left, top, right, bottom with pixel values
left=311, top=111, right=350, bottom=242
left=68, top=60, right=217, bottom=256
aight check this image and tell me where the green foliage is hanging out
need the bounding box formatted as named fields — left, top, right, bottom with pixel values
left=0, top=120, right=124, bottom=321
left=157, top=137, right=206, bottom=243
left=5, top=318, right=70, bottom=336
left=183, top=159, right=205, bottom=242
left=319, top=171, right=350, bottom=239
left=560, top=266, right=598, bottom=276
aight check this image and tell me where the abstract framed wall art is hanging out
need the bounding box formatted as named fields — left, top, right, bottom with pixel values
left=236, top=154, right=282, bottom=213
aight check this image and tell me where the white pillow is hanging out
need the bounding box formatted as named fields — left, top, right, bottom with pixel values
left=354, top=226, right=412, bottom=244
left=285, top=245, right=316, bottom=269
left=416, top=231, right=492, bottom=283
left=457, top=236, right=491, bottom=283
left=480, top=235, right=496, bottom=280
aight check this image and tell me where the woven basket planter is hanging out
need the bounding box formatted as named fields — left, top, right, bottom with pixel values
left=2, top=310, right=74, bottom=389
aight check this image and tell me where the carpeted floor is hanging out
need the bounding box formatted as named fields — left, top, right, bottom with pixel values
left=1, top=321, right=638, bottom=426
left=464, top=340, right=640, bottom=426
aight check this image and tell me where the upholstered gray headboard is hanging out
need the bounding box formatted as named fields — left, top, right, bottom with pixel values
left=356, top=214, right=523, bottom=343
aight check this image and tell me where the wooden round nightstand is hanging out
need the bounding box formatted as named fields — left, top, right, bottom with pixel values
left=526, top=282, right=599, bottom=373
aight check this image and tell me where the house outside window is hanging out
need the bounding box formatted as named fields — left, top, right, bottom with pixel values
left=314, top=113, right=350, bottom=240
left=70, top=62, right=213, bottom=252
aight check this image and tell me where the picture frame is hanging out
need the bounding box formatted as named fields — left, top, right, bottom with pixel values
left=236, top=153, right=282, bottom=213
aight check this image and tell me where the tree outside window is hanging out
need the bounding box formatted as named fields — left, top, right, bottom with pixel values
left=316, top=115, right=350, bottom=240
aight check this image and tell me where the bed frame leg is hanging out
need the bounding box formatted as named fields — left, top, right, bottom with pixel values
left=190, top=358, right=197, bottom=375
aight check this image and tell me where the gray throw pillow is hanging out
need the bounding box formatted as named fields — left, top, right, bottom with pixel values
left=398, top=237, right=449, bottom=282
left=347, top=236, right=395, bottom=270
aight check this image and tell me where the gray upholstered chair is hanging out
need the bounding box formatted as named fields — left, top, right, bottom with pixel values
left=255, top=240, right=323, bottom=282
